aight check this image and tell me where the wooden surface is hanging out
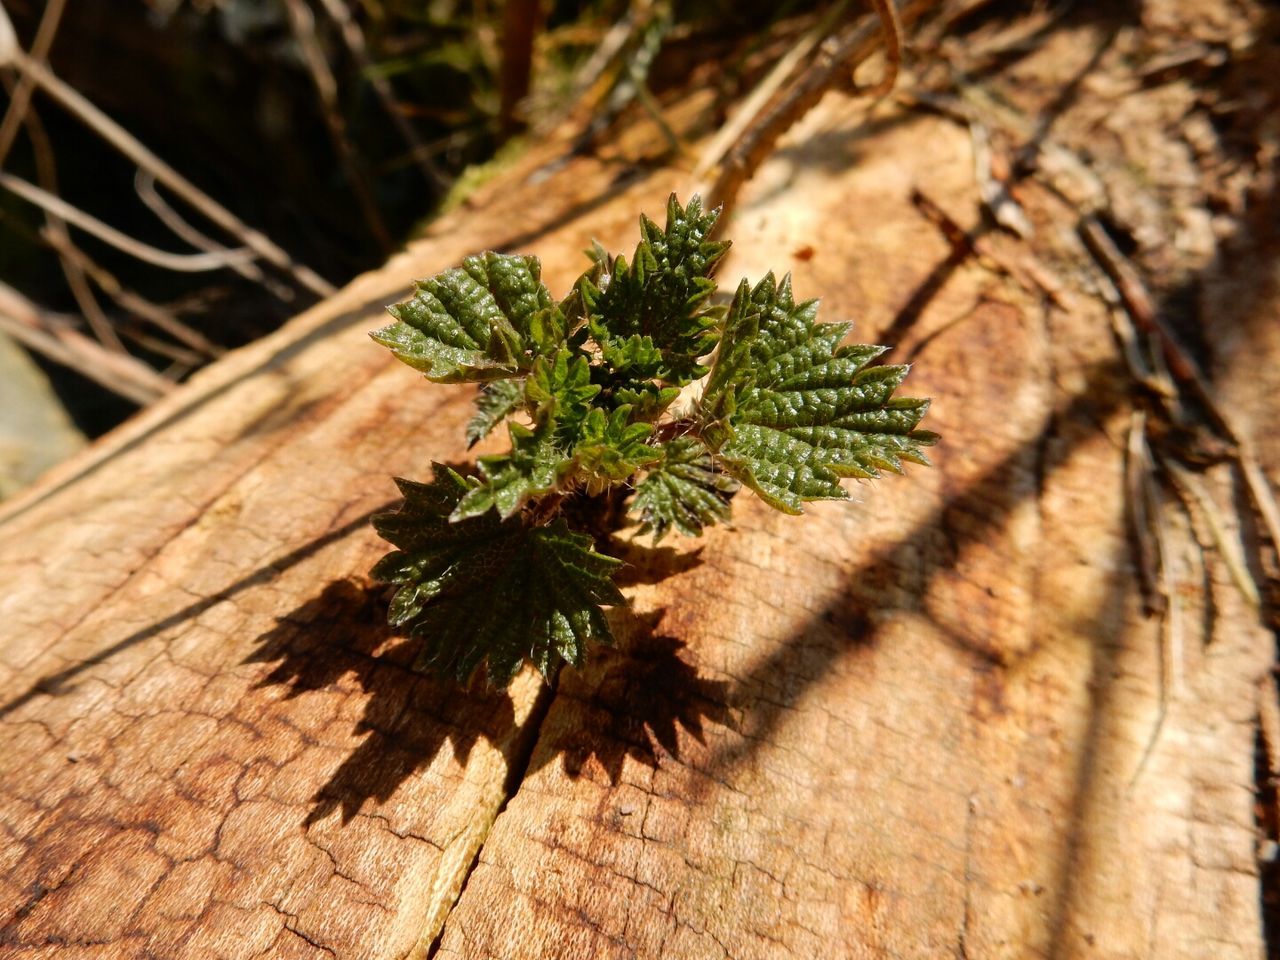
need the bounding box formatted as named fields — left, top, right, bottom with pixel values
left=2, top=6, right=1278, bottom=958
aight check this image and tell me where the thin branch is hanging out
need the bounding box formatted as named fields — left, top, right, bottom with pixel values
left=1126, top=411, right=1180, bottom=788
left=0, top=5, right=335, bottom=297
left=566, top=6, right=676, bottom=158
left=132, top=169, right=227, bottom=254
left=48, top=221, right=117, bottom=348
left=967, top=118, right=1032, bottom=237
left=6, top=79, right=124, bottom=352
left=0, top=6, right=224, bottom=359
left=553, top=7, right=641, bottom=130
left=0, top=0, right=66, bottom=167
left=693, top=0, right=936, bottom=217
left=1152, top=476, right=1183, bottom=699
left=1239, top=456, right=1280, bottom=559
left=1160, top=455, right=1262, bottom=608
left=280, top=0, right=392, bottom=254
left=858, top=0, right=904, bottom=97
left=0, top=171, right=257, bottom=272
left=692, top=0, right=851, bottom=184
left=0, top=176, right=217, bottom=361
left=312, top=0, right=445, bottom=189
left=0, top=281, right=172, bottom=404
left=1127, top=411, right=1167, bottom=615
left=134, top=169, right=294, bottom=303
left=40, top=226, right=223, bottom=359
left=0, top=0, right=123, bottom=352
left=1081, top=214, right=1280, bottom=554
left=114, top=321, right=205, bottom=367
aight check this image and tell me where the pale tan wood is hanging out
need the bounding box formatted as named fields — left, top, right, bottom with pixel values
left=430, top=32, right=1277, bottom=960
left=0, top=137, right=693, bottom=957
left=1, top=6, right=1276, bottom=959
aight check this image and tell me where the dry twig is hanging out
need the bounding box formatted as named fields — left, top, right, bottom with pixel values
left=313, top=0, right=446, bottom=190
left=1080, top=215, right=1280, bottom=554
left=1125, top=411, right=1184, bottom=789
left=6, top=83, right=123, bottom=353
left=0, top=172, right=256, bottom=273
left=113, top=322, right=205, bottom=368
left=0, top=281, right=172, bottom=404
left=1161, top=455, right=1262, bottom=608
left=694, top=0, right=935, bottom=217
left=554, top=7, right=643, bottom=129
left=968, top=119, right=1032, bottom=237
left=280, top=0, right=391, bottom=254
left=40, top=226, right=222, bottom=360
left=0, top=0, right=127, bottom=353
left=133, top=170, right=292, bottom=303
left=0, top=3, right=334, bottom=297
left=859, top=0, right=904, bottom=97
left=1127, top=411, right=1168, bottom=616
left=692, top=1, right=851, bottom=186
left=0, top=0, right=64, bottom=167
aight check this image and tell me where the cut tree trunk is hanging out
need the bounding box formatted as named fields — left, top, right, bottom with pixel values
left=1, top=4, right=1278, bottom=959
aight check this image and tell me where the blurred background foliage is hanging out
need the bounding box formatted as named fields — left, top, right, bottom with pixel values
left=0, top=0, right=821, bottom=447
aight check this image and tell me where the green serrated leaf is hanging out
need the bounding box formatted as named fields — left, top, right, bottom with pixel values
left=630, top=436, right=737, bottom=541
left=372, top=466, right=623, bottom=685
left=598, top=332, right=666, bottom=380
left=574, top=405, right=662, bottom=482
left=525, top=348, right=599, bottom=447
left=580, top=194, right=730, bottom=385
left=614, top=383, right=681, bottom=421
left=700, top=273, right=935, bottom=513
left=466, top=379, right=525, bottom=448
left=558, top=241, right=609, bottom=332
left=371, top=252, right=561, bottom=382
left=453, top=421, right=571, bottom=520
left=527, top=305, right=568, bottom=356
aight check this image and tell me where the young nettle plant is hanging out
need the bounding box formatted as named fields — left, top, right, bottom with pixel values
left=370, top=196, right=935, bottom=685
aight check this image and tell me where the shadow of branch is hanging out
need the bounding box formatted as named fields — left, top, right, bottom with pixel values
left=0, top=503, right=393, bottom=720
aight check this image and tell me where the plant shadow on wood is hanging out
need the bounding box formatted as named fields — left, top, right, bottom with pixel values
left=247, top=542, right=722, bottom=823
left=245, top=578, right=517, bottom=825
left=611, top=541, right=707, bottom=588
left=538, top=606, right=734, bottom=785
left=684, top=359, right=1165, bottom=958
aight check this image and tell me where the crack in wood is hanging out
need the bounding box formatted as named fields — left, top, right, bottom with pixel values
left=415, top=671, right=559, bottom=960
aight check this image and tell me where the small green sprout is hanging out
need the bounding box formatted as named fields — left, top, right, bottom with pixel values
left=370, top=196, right=935, bottom=685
